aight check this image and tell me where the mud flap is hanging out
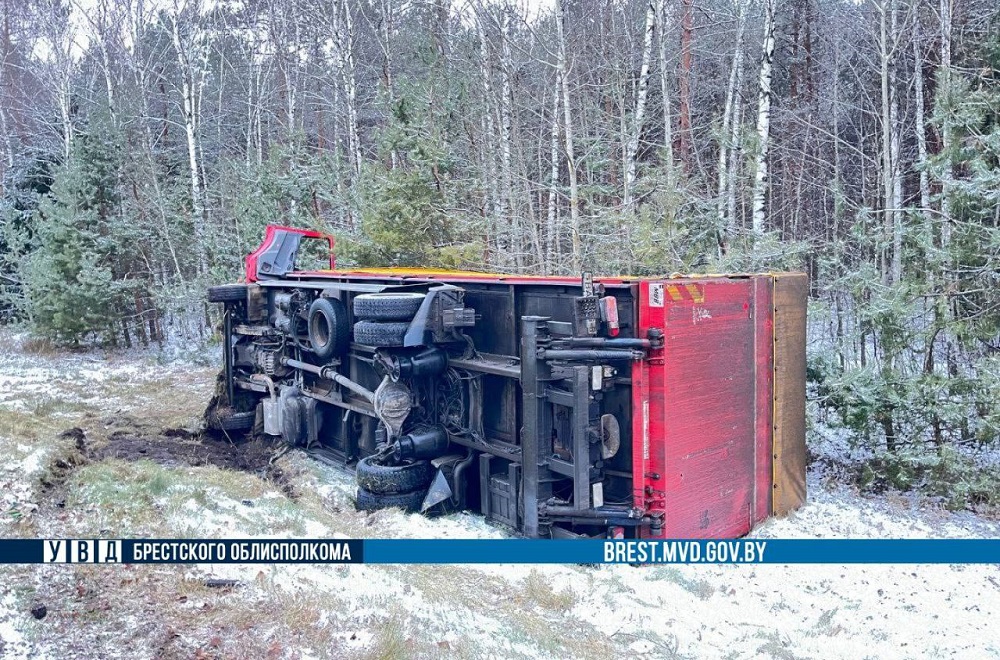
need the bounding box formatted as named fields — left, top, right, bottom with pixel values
left=421, top=470, right=453, bottom=513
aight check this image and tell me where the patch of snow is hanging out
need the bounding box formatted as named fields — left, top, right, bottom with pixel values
left=0, top=591, right=31, bottom=659
left=15, top=450, right=46, bottom=477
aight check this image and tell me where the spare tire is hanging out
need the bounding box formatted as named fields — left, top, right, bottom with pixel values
left=353, top=320, right=410, bottom=347
left=309, top=297, right=350, bottom=360
left=355, top=486, right=425, bottom=513
left=208, top=284, right=248, bottom=304
left=356, top=455, right=434, bottom=495
left=353, top=292, right=425, bottom=321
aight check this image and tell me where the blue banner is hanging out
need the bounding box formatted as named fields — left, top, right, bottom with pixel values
left=367, top=539, right=1000, bottom=564
left=0, top=538, right=997, bottom=564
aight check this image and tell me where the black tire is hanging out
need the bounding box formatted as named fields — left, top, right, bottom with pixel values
left=353, top=293, right=426, bottom=321
left=355, top=486, right=426, bottom=513
left=207, top=409, right=256, bottom=432
left=208, top=284, right=248, bottom=304
left=356, top=455, right=434, bottom=495
left=353, top=320, right=411, bottom=347
left=309, top=297, right=350, bottom=360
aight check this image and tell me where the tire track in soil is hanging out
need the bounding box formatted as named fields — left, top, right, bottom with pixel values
left=46, top=421, right=298, bottom=501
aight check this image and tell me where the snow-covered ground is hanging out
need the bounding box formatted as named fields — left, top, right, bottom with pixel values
left=0, top=333, right=998, bottom=658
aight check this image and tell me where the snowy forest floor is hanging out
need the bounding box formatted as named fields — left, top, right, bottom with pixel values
left=0, top=334, right=998, bottom=659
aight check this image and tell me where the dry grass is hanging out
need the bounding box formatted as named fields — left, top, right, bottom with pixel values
left=520, top=568, right=577, bottom=612
left=384, top=565, right=620, bottom=659
left=648, top=567, right=716, bottom=600
left=18, top=336, right=61, bottom=357
left=116, top=370, right=216, bottom=428
left=359, top=610, right=410, bottom=660
left=755, top=630, right=805, bottom=660
left=0, top=406, right=77, bottom=444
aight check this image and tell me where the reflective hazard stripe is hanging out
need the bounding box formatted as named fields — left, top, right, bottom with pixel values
left=664, top=284, right=705, bottom=303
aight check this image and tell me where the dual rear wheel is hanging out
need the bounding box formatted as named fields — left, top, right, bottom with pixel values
left=354, top=454, right=434, bottom=512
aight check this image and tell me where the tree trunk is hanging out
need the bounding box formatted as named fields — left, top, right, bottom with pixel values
left=656, top=0, right=674, bottom=182
left=0, top=0, right=15, bottom=189
left=623, top=0, right=656, bottom=214
left=92, top=9, right=117, bottom=126
left=878, top=0, right=902, bottom=285
left=750, top=0, right=776, bottom=236
left=333, top=0, right=362, bottom=179
left=938, top=0, right=953, bottom=249
left=546, top=81, right=560, bottom=273
left=726, top=90, right=744, bottom=231
left=556, top=0, right=581, bottom=273
left=912, top=15, right=931, bottom=220
left=169, top=13, right=208, bottom=275
left=476, top=14, right=503, bottom=265
left=716, top=0, right=748, bottom=252
left=499, top=11, right=521, bottom=269
left=677, top=0, right=693, bottom=172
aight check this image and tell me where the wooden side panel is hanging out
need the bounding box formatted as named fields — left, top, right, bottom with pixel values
left=772, top=273, right=808, bottom=515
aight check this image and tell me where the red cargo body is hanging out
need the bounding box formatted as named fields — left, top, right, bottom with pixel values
left=633, top=276, right=781, bottom=539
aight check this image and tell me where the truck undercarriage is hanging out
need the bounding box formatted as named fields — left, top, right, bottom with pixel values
left=208, top=225, right=808, bottom=539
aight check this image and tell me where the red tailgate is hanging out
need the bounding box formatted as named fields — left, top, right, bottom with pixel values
left=634, top=278, right=768, bottom=538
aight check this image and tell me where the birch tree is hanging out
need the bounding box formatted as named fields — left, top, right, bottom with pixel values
left=677, top=0, right=693, bottom=171
left=877, top=0, right=902, bottom=284
left=545, top=80, right=560, bottom=272
left=330, top=0, right=362, bottom=180
left=270, top=0, right=304, bottom=143
left=555, top=0, right=580, bottom=273
left=750, top=0, right=776, bottom=236
left=80, top=0, right=120, bottom=126
left=716, top=0, right=748, bottom=249
left=166, top=0, right=210, bottom=275
left=475, top=9, right=501, bottom=262
left=912, top=10, right=930, bottom=219
left=37, top=0, right=78, bottom=161
left=937, top=0, right=953, bottom=248
left=499, top=10, right=521, bottom=268
left=623, top=0, right=656, bottom=215
left=0, top=0, right=19, bottom=177
left=655, top=0, right=674, bottom=182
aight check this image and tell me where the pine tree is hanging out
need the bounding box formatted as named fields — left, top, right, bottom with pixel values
left=19, top=118, right=136, bottom=345
left=344, top=94, right=477, bottom=268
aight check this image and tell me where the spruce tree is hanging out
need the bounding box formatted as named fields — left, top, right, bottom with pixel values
left=19, top=118, right=133, bottom=345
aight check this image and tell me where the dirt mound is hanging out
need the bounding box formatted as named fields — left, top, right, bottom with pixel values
left=91, top=429, right=272, bottom=471
left=56, top=418, right=298, bottom=499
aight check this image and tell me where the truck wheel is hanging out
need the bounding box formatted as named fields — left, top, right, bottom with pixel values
left=207, top=409, right=256, bottom=432
left=309, top=297, right=350, bottom=360
left=353, top=293, right=425, bottom=321
left=355, top=486, right=425, bottom=513
left=207, top=284, right=248, bottom=303
left=353, top=320, right=410, bottom=347
left=356, top=455, right=434, bottom=495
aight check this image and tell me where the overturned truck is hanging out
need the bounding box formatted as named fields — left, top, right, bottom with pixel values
left=208, top=225, right=808, bottom=539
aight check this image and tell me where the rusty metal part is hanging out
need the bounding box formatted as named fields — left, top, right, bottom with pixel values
left=600, top=413, right=621, bottom=459
left=373, top=377, right=412, bottom=439
left=234, top=324, right=279, bottom=336
left=280, top=357, right=375, bottom=402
